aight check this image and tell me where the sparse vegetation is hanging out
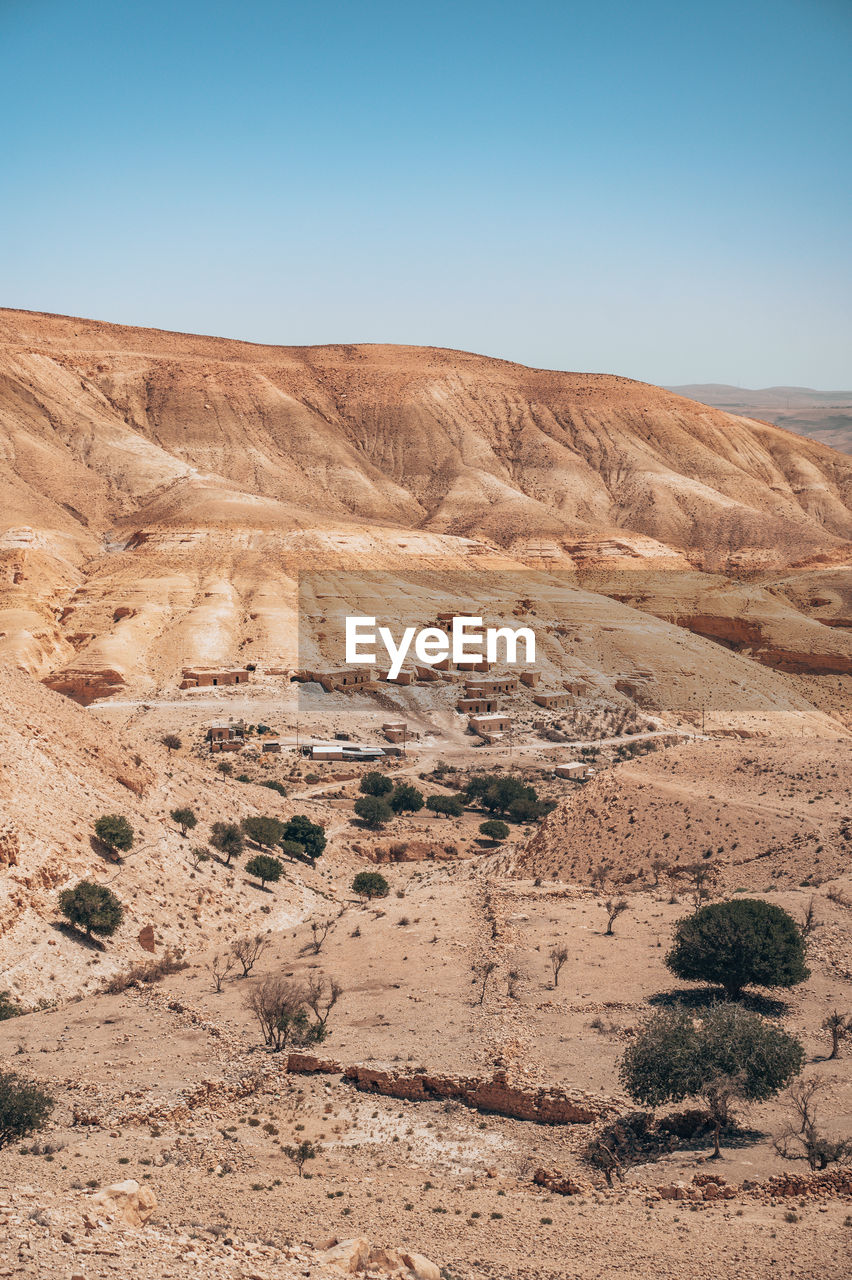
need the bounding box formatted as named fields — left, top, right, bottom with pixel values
left=359, top=771, right=393, bottom=796
left=666, top=898, right=809, bottom=999
left=161, top=733, right=182, bottom=752
left=246, top=976, right=330, bottom=1052
left=283, top=1139, right=318, bottom=1176
left=479, top=819, right=510, bottom=843
left=241, top=815, right=287, bottom=848
left=822, top=1009, right=852, bottom=1060
left=245, top=853, right=283, bottom=888
left=210, top=821, right=245, bottom=866
left=170, top=806, right=197, bottom=837
left=280, top=815, right=326, bottom=863
left=620, top=1004, right=804, bottom=1157
left=0, top=1072, right=54, bottom=1149
left=93, top=813, right=134, bottom=856
left=230, top=933, right=270, bottom=977
left=354, top=794, right=393, bottom=828
left=388, top=782, right=424, bottom=814
left=549, top=947, right=569, bottom=987
left=604, top=897, right=629, bottom=936
left=58, top=880, right=124, bottom=940
left=352, top=871, right=390, bottom=900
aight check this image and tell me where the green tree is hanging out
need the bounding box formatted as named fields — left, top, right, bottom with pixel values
left=93, top=814, right=134, bottom=855
left=210, top=821, right=245, bottom=866
left=426, top=794, right=464, bottom=817
left=0, top=1071, right=54, bottom=1149
left=389, top=782, right=424, bottom=814
left=467, top=774, right=539, bottom=817
left=352, top=871, right=390, bottom=900
left=619, top=1004, right=804, bottom=1157
left=479, top=819, right=510, bottom=842
left=666, top=898, right=810, bottom=1000
left=58, top=880, right=124, bottom=939
left=241, top=815, right=287, bottom=848
left=245, top=853, right=283, bottom=888
left=359, top=771, right=393, bottom=796
left=170, top=807, right=197, bottom=837
left=280, top=815, right=327, bottom=863
left=217, top=759, right=234, bottom=779
left=353, top=795, right=392, bottom=828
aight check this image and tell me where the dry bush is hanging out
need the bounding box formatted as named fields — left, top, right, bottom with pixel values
left=100, top=946, right=188, bottom=993
left=245, top=975, right=328, bottom=1052
left=230, top=933, right=270, bottom=978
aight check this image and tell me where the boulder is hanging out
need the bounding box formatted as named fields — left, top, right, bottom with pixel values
left=401, top=1251, right=442, bottom=1280
left=90, top=1179, right=157, bottom=1227
left=316, top=1236, right=371, bottom=1272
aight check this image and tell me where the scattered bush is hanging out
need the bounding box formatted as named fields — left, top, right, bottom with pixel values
left=245, top=977, right=328, bottom=1052
left=0, top=992, right=22, bottom=1021
left=479, top=820, right=510, bottom=842
left=161, top=734, right=182, bottom=752
left=210, top=821, right=244, bottom=865
left=426, top=794, right=464, bottom=817
left=352, top=871, right=390, bottom=900
left=359, top=772, right=393, bottom=797
left=230, top=933, right=270, bottom=977
left=280, top=815, right=326, bottom=863
left=93, top=814, right=134, bottom=856
left=666, top=898, right=810, bottom=999
left=170, top=807, right=197, bottom=837
left=246, top=854, right=283, bottom=888
left=353, top=795, right=392, bottom=828
left=389, top=783, right=424, bottom=814
left=261, top=779, right=288, bottom=797
left=58, top=881, right=124, bottom=940
left=283, top=1139, right=318, bottom=1176
left=0, top=1071, right=54, bottom=1149
left=241, top=815, right=287, bottom=848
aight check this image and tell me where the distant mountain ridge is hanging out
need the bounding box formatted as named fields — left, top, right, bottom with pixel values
left=668, top=383, right=852, bottom=454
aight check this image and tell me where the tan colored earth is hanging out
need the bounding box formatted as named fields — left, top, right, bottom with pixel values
left=0, top=310, right=851, bottom=1279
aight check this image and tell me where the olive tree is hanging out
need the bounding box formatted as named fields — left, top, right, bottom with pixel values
left=666, top=898, right=809, bottom=999
left=619, top=1004, right=804, bottom=1157
left=58, top=880, right=124, bottom=940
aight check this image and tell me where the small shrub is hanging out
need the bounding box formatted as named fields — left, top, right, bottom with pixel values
left=352, top=871, right=390, bottom=900
left=0, top=1072, right=53, bottom=1149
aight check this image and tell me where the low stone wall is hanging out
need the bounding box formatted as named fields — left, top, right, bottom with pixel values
left=286, top=1054, right=610, bottom=1125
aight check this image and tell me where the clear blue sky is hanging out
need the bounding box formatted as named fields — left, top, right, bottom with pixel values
left=1, top=0, right=850, bottom=386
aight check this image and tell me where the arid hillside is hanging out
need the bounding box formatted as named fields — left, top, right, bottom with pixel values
left=2, top=307, right=852, bottom=704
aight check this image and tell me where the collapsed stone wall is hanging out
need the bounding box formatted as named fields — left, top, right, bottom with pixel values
left=287, top=1054, right=612, bottom=1124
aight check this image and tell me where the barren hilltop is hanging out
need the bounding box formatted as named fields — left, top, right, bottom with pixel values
left=1, top=310, right=851, bottom=1280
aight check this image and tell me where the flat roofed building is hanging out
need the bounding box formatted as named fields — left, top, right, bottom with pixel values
left=533, top=691, right=571, bottom=709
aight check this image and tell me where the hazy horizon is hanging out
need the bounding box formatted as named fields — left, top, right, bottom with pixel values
left=1, top=0, right=850, bottom=388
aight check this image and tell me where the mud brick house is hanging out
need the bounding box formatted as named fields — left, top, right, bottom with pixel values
left=555, top=761, right=592, bottom=780
left=533, top=690, right=571, bottom=709
left=207, top=719, right=246, bottom=752
left=464, top=676, right=519, bottom=697
left=457, top=695, right=501, bottom=713
left=180, top=666, right=251, bottom=689
left=468, top=711, right=511, bottom=739
left=520, top=671, right=541, bottom=687
left=382, top=721, right=408, bottom=743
